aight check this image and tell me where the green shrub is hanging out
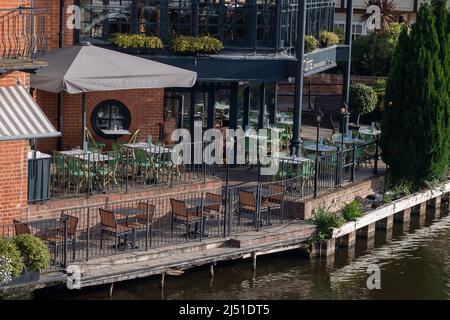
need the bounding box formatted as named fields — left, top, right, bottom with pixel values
left=305, top=35, right=319, bottom=53
left=342, top=200, right=364, bottom=221
left=111, top=33, right=163, bottom=49
left=311, top=205, right=345, bottom=240
left=0, top=237, right=24, bottom=277
left=13, top=235, right=51, bottom=272
left=319, top=31, right=340, bottom=46
left=349, top=83, right=378, bottom=125
left=171, top=36, right=224, bottom=54
left=384, top=181, right=413, bottom=203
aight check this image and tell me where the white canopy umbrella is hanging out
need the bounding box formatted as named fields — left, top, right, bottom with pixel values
left=31, top=43, right=197, bottom=149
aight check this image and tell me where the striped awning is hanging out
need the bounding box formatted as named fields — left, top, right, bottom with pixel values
left=0, top=86, right=60, bottom=141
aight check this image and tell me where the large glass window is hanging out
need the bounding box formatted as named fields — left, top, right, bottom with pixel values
left=91, top=100, right=131, bottom=138
left=138, top=0, right=161, bottom=36
left=168, top=0, right=192, bottom=37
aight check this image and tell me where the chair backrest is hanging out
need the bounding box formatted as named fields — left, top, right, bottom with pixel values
left=266, top=184, right=284, bottom=202
left=53, top=151, right=65, bottom=170
left=99, top=208, right=117, bottom=229
left=136, top=202, right=156, bottom=222
left=239, top=190, right=256, bottom=208
left=128, top=129, right=140, bottom=144
left=205, top=193, right=222, bottom=212
left=329, top=113, right=340, bottom=133
left=170, top=198, right=188, bottom=217
left=13, top=219, right=31, bottom=235
left=85, top=127, right=99, bottom=149
left=60, top=214, right=79, bottom=237
left=134, top=149, right=149, bottom=164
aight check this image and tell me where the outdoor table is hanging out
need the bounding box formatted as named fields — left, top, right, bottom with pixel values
left=274, top=155, right=309, bottom=164
left=359, top=127, right=381, bottom=137
left=303, top=144, right=337, bottom=154
left=123, top=142, right=172, bottom=155
left=101, top=129, right=130, bottom=143
left=60, top=149, right=112, bottom=162
left=334, top=137, right=366, bottom=145
left=25, top=218, right=62, bottom=238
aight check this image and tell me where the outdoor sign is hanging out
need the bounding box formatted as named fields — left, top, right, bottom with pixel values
left=303, top=47, right=337, bottom=76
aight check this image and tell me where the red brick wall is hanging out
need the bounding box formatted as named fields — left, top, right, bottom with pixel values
left=35, top=89, right=165, bottom=153
left=0, top=140, right=29, bottom=225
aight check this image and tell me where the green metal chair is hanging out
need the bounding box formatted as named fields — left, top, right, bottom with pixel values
left=85, top=127, right=106, bottom=151
left=96, top=152, right=120, bottom=190
left=67, top=156, right=94, bottom=194
left=134, top=149, right=153, bottom=182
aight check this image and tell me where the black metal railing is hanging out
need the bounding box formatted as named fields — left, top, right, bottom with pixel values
left=0, top=7, right=46, bottom=60
left=79, top=0, right=335, bottom=54
left=4, top=141, right=380, bottom=276
left=27, top=142, right=217, bottom=203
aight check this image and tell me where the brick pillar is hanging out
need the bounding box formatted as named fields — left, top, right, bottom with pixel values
left=0, top=140, right=30, bottom=225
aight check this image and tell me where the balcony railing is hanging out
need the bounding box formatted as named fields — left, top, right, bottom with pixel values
left=79, top=0, right=335, bottom=54
left=0, top=7, right=47, bottom=61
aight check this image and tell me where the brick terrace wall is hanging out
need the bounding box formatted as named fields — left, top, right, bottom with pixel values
left=0, top=140, right=30, bottom=225
left=298, top=174, right=385, bottom=220
left=25, top=178, right=223, bottom=221
left=35, top=88, right=165, bottom=153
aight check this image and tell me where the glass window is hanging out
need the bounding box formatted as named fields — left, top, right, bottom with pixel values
left=91, top=100, right=131, bottom=138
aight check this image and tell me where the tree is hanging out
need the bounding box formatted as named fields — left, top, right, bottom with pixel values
left=349, top=83, right=378, bottom=125
left=361, top=0, right=398, bottom=32
left=351, top=23, right=405, bottom=76
left=381, top=1, right=450, bottom=186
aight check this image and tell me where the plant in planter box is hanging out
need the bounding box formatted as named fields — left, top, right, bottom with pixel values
left=311, top=205, right=345, bottom=240
left=319, top=31, right=340, bottom=47
left=0, top=237, right=24, bottom=284
left=305, top=35, right=319, bottom=53
left=171, top=35, right=224, bottom=54
left=13, top=235, right=51, bottom=273
left=111, top=33, right=163, bottom=50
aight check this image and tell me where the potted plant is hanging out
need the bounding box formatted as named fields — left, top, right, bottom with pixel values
left=305, top=35, right=319, bottom=53
left=0, top=237, right=24, bottom=287
left=111, top=33, right=164, bottom=54
left=7, top=235, right=51, bottom=285
left=171, top=35, right=224, bottom=55
left=319, top=31, right=340, bottom=48
left=349, top=83, right=378, bottom=126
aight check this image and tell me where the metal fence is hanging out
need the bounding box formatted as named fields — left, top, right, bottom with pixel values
left=27, top=142, right=217, bottom=203
left=5, top=141, right=379, bottom=274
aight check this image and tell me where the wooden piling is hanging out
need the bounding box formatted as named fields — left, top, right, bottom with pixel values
left=160, top=273, right=165, bottom=289
left=109, top=283, right=114, bottom=297
left=209, top=264, right=214, bottom=277
left=394, top=208, right=411, bottom=223
left=430, top=196, right=441, bottom=218
left=337, top=231, right=356, bottom=248
left=357, top=223, right=375, bottom=238
left=376, top=215, right=394, bottom=230
left=252, top=252, right=257, bottom=271
left=310, top=239, right=336, bottom=258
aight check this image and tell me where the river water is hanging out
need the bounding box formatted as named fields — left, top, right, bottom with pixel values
left=37, top=207, right=450, bottom=300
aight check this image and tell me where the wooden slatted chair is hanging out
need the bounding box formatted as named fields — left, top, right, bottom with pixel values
left=99, top=208, right=135, bottom=252
left=170, top=199, right=203, bottom=240
left=238, top=190, right=277, bottom=227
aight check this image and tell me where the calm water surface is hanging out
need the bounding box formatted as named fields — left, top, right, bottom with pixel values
left=37, top=208, right=450, bottom=300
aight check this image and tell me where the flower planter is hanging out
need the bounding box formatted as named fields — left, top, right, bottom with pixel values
left=1, top=270, right=39, bottom=287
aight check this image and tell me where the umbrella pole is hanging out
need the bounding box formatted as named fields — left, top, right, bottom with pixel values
left=82, top=92, right=87, bottom=152
left=57, top=92, right=63, bottom=150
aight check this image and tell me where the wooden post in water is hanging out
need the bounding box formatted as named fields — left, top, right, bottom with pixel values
left=252, top=252, right=257, bottom=271
left=109, top=283, right=114, bottom=298
left=376, top=215, right=394, bottom=242
left=357, top=223, right=375, bottom=238
left=429, top=196, right=441, bottom=218
left=209, top=264, right=214, bottom=277
left=337, top=231, right=356, bottom=248
left=394, top=208, right=411, bottom=223
left=160, top=273, right=165, bottom=289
